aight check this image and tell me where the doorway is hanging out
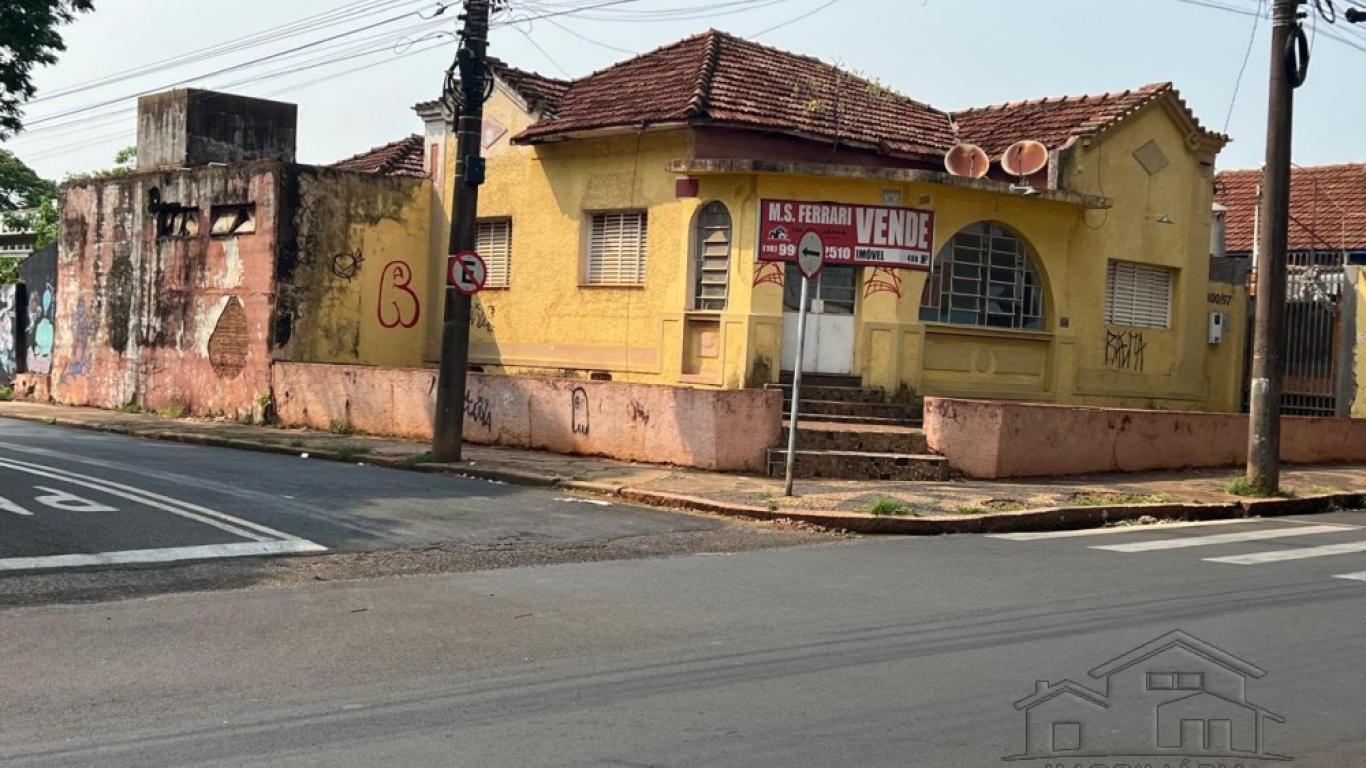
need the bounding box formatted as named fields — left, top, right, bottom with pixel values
left=780, top=263, right=858, bottom=375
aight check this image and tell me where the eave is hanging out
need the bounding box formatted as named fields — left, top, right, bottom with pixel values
left=667, top=158, right=1113, bottom=209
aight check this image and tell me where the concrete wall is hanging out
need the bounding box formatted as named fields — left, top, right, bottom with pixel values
left=137, top=90, right=297, bottom=171
left=0, top=283, right=19, bottom=384
left=51, top=162, right=281, bottom=419
left=925, top=396, right=1366, bottom=478
left=272, top=166, right=431, bottom=368
left=18, top=244, right=57, bottom=376
left=271, top=362, right=782, bottom=471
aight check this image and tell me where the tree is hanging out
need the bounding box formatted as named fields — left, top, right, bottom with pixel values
left=0, top=149, right=57, bottom=211
left=1, top=0, right=95, bottom=139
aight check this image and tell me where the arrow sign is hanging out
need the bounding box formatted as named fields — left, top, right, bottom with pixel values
left=447, top=251, right=488, bottom=296
left=797, top=231, right=824, bottom=279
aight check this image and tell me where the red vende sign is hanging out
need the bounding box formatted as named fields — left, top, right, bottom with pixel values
left=757, top=199, right=934, bottom=270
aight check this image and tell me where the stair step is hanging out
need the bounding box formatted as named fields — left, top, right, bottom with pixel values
left=792, top=412, right=922, bottom=427
left=783, top=399, right=919, bottom=419
left=786, top=421, right=929, bottom=453
left=778, top=371, right=862, bottom=388
left=766, top=449, right=949, bottom=481
left=765, top=382, right=885, bottom=403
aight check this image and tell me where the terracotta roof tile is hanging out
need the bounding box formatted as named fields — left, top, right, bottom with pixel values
left=1215, top=164, right=1366, bottom=253
left=513, top=30, right=958, bottom=156
left=952, top=83, right=1213, bottom=156
left=489, top=57, right=569, bottom=116
left=330, top=134, right=426, bottom=177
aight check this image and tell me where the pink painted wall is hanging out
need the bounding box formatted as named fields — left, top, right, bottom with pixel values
left=51, top=164, right=280, bottom=418
left=925, top=397, right=1366, bottom=478
left=271, top=362, right=782, bottom=471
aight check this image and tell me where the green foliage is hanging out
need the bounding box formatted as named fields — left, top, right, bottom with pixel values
left=154, top=402, right=189, bottom=420
left=1067, top=493, right=1171, bottom=507
left=334, top=443, right=372, bottom=460
left=1225, top=477, right=1295, bottom=498
left=65, top=145, right=137, bottom=182
left=328, top=419, right=355, bottom=436
left=0, top=149, right=57, bottom=210
left=118, top=402, right=142, bottom=414
left=399, top=451, right=433, bottom=467
left=0, top=1, right=95, bottom=139
left=865, top=497, right=910, bottom=517
left=0, top=385, right=12, bottom=401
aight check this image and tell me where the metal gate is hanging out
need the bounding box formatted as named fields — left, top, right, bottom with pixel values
left=1246, top=254, right=1350, bottom=417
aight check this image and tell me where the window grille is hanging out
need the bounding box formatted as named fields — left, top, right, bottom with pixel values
left=1105, top=260, right=1172, bottom=329
left=919, top=222, right=1045, bottom=330
left=586, top=211, right=647, bottom=285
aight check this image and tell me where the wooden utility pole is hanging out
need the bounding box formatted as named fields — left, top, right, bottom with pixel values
left=1246, top=0, right=1307, bottom=494
left=432, top=0, right=493, bottom=462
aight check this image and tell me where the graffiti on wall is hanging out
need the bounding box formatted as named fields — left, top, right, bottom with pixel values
left=0, top=285, right=16, bottom=381
left=472, top=303, right=495, bottom=333
left=330, top=248, right=364, bottom=280
left=863, top=267, right=904, bottom=299
left=1104, top=329, right=1148, bottom=372
left=376, top=260, right=420, bottom=329
left=26, top=283, right=55, bottom=375
left=752, top=262, right=784, bottom=289
left=571, top=387, right=590, bottom=435
left=60, top=297, right=94, bottom=383
left=464, top=391, right=492, bottom=428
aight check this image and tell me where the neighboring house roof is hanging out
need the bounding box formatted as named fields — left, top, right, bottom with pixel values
left=1013, top=679, right=1109, bottom=711
left=413, top=58, right=569, bottom=119
left=330, top=134, right=427, bottom=177
left=1088, top=630, right=1266, bottom=680
left=953, top=82, right=1228, bottom=157
left=1157, top=690, right=1285, bottom=722
left=1216, top=163, right=1366, bottom=254
left=512, top=29, right=959, bottom=157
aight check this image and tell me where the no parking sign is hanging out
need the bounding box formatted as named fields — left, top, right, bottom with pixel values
left=447, top=251, right=488, bottom=296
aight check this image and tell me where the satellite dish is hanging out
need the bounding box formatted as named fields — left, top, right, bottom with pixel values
left=1001, top=140, right=1049, bottom=178
left=944, top=143, right=989, bottom=179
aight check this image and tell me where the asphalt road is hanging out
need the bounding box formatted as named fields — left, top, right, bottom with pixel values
left=0, top=419, right=823, bottom=604
left=4, top=493, right=1366, bottom=765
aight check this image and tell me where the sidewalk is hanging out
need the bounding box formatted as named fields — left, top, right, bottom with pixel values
left=3, top=400, right=1366, bottom=533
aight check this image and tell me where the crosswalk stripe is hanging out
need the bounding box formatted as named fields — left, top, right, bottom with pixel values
left=988, top=518, right=1272, bottom=541
left=1206, top=540, right=1366, bottom=565
left=1333, top=571, right=1366, bottom=582
left=1092, top=525, right=1354, bottom=552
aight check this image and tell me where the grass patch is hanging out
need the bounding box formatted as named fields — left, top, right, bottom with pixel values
left=43, top=416, right=57, bottom=425
left=1224, top=477, right=1297, bottom=498
left=865, top=497, right=910, bottom=517
left=398, top=451, right=432, bottom=467
left=0, top=385, right=11, bottom=401
left=328, top=419, right=355, bottom=436
left=953, top=506, right=989, bottom=515
left=154, top=402, right=189, bottom=419
left=334, top=443, right=373, bottom=460
left=1066, top=492, right=1171, bottom=507
left=119, top=403, right=143, bottom=414
left=288, top=439, right=306, bottom=448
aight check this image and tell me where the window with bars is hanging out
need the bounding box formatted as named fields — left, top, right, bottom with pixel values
left=1105, top=260, right=1172, bottom=329
left=585, top=211, right=648, bottom=285
left=919, top=222, right=1045, bottom=330
left=692, top=202, right=731, bottom=310
left=476, top=219, right=511, bottom=288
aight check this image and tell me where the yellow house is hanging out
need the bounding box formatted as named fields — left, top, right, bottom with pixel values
left=337, top=31, right=1240, bottom=413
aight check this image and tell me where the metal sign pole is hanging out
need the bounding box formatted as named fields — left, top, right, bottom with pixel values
left=783, top=274, right=811, bottom=497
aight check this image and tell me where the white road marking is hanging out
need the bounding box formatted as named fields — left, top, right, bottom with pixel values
left=988, top=518, right=1274, bottom=541
left=1333, top=571, right=1366, bottom=583
left=32, top=485, right=117, bottom=513
left=554, top=497, right=612, bottom=506
left=0, top=540, right=328, bottom=572
left=1205, top=540, right=1366, bottom=565
left=1091, top=525, right=1355, bottom=553
left=0, top=496, right=34, bottom=516
left=0, top=456, right=305, bottom=542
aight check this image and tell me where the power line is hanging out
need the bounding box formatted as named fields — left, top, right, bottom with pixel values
left=1225, top=0, right=1266, bottom=132
left=751, top=0, right=840, bottom=37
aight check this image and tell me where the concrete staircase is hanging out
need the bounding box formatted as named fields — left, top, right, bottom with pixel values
left=764, top=373, right=949, bottom=481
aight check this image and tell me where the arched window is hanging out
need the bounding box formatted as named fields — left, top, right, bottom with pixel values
left=919, top=222, right=1045, bottom=330
left=692, top=201, right=732, bottom=311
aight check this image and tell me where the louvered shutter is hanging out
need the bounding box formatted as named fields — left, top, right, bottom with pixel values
left=476, top=220, right=511, bottom=288
left=1105, top=261, right=1172, bottom=328
left=587, top=212, right=647, bottom=285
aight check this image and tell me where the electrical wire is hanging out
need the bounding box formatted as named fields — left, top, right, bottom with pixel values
left=751, top=0, right=841, bottom=37
left=1225, top=0, right=1266, bottom=132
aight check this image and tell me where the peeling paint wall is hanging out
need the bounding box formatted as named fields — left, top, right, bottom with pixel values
left=0, top=284, right=19, bottom=384
left=272, top=167, right=431, bottom=367
left=50, top=162, right=281, bottom=418
left=18, top=244, right=58, bottom=376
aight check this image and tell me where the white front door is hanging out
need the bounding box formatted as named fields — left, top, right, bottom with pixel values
left=780, top=264, right=858, bottom=375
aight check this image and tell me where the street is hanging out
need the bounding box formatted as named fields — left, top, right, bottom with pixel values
left=2, top=423, right=1366, bottom=766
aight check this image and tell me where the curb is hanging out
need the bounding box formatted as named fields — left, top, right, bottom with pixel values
left=3, top=407, right=1364, bottom=535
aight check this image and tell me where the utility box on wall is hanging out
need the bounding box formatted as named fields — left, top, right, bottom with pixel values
left=1208, top=311, right=1226, bottom=345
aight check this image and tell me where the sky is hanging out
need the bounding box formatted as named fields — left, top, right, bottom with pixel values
left=4, top=0, right=1365, bottom=181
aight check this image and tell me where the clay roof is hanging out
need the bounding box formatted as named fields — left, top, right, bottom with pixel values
left=1215, top=164, right=1366, bottom=253
left=513, top=30, right=958, bottom=157
left=953, top=82, right=1226, bottom=156
left=489, top=57, right=569, bottom=116
left=330, top=134, right=426, bottom=177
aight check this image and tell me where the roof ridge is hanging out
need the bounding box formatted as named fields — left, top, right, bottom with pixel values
left=953, top=81, right=1170, bottom=118
left=486, top=55, right=569, bottom=86
left=683, top=30, right=723, bottom=118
